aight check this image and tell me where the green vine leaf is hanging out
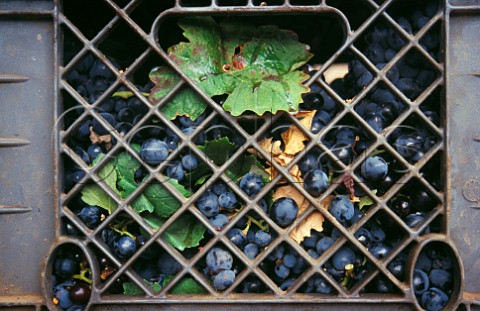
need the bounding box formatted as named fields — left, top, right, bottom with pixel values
left=143, top=213, right=206, bottom=251
left=149, top=16, right=313, bottom=119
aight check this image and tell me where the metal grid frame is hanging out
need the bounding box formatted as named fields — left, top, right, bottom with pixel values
left=0, top=0, right=471, bottom=309
left=53, top=0, right=452, bottom=308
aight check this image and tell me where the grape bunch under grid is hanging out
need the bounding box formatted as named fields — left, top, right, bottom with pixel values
left=53, top=0, right=450, bottom=306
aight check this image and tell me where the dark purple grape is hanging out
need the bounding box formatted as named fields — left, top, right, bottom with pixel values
left=69, top=283, right=91, bottom=304
left=270, top=198, right=298, bottom=228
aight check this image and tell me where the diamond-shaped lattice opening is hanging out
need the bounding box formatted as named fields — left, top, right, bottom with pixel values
left=354, top=147, right=408, bottom=197
left=326, top=0, right=373, bottom=31
left=50, top=244, right=92, bottom=307
left=66, top=187, right=113, bottom=231
left=76, top=146, right=148, bottom=203
left=324, top=49, right=376, bottom=100
left=66, top=119, right=117, bottom=163
left=386, top=0, right=440, bottom=35
left=122, top=52, right=169, bottom=95
left=300, top=83, right=342, bottom=130
left=65, top=51, right=118, bottom=99
left=321, top=116, right=375, bottom=166
left=353, top=15, right=409, bottom=65
left=261, top=242, right=310, bottom=291
left=169, top=147, right=214, bottom=195
left=362, top=274, right=402, bottom=294
left=322, top=242, right=375, bottom=290
left=356, top=211, right=407, bottom=260
left=131, top=245, right=183, bottom=293
left=62, top=25, right=83, bottom=66
left=325, top=192, right=369, bottom=229
left=201, top=116, right=246, bottom=147
left=298, top=273, right=337, bottom=294
left=91, top=245, right=122, bottom=293
left=164, top=274, right=208, bottom=294
left=97, top=18, right=148, bottom=72
left=129, top=123, right=184, bottom=172
left=256, top=113, right=312, bottom=178
left=294, top=146, right=331, bottom=196
left=197, top=243, right=244, bottom=292
left=388, top=113, right=440, bottom=164
left=62, top=152, right=88, bottom=193
left=214, top=151, right=269, bottom=202
left=387, top=245, right=411, bottom=282
left=227, top=210, right=275, bottom=261
left=420, top=152, right=443, bottom=192
left=97, top=212, right=143, bottom=261
left=107, top=273, right=145, bottom=295
left=389, top=48, right=440, bottom=100
left=191, top=178, right=246, bottom=232
left=300, top=216, right=348, bottom=260
left=420, top=20, right=442, bottom=62
left=236, top=115, right=266, bottom=136
left=160, top=211, right=209, bottom=259
left=63, top=0, right=117, bottom=40
left=354, top=84, right=408, bottom=134
left=126, top=180, right=189, bottom=232
left=234, top=274, right=270, bottom=294
left=388, top=179, right=440, bottom=222
left=129, top=0, right=175, bottom=33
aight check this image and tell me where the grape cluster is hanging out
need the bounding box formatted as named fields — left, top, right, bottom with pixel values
left=389, top=115, right=439, bottom=164
left=204, top=247, right=237, bottom=291
left=58, top=0, right=454, bottom=300
left=261, top=244, right=308, bottom=291
left=341, top=1, right=440, bottom=101
left=414, top=244, right=455, bottom=311
left=301, top=227, right=369, bottom=290
left=389, top=182, right=438, bottom=231
left=51, top=247, right=91, bottom=310
left=64, top=55, right=153, bottom=191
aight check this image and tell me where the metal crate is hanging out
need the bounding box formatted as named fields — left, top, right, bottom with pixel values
left=0, top=0, right=479, bottom=310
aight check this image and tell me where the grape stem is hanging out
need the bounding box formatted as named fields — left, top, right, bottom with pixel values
left=72, top=268, right=93, bottom=285
left=113, top=226, right=136, bottom=240
left=341, top=264, right=354, bottom=289
left=245, top=214, right=269, bottom=231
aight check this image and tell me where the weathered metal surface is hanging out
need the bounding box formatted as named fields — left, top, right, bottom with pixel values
left=1, top=0, right=480, bottom=309
left=447, top=12, right=480, bottom=296
left=0, top=8, right=54, bottom=306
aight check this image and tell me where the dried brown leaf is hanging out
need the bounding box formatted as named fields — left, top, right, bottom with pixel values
left=289, top=211, right=324, bottom=244
left=281, top=110, right=316, bottom=156
left=90, top=127, right=112, bottom=150
left=288, top=195, right=334, bottom=244
left=266, top=164, right=302, bottom=183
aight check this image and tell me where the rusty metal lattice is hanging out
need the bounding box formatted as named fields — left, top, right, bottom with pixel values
left=3, top=0, right=480, bottom=310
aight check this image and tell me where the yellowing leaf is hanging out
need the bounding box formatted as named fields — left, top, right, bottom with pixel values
left=281, top=110, right=316, bottom=156
left=256, top=137, right=283, bottom=158
left=289, top=212, right=324, bottom=244
left=267, top=164, right=303, bottom=183
left=288, top=195, right=334, bottom=244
